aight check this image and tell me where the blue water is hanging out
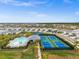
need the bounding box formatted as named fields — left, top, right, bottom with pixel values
left=13, top=37, right=29, bottom=43
left=7, top=37, right=30, bottom=48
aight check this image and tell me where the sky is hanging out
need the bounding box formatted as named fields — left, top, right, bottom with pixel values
left=0, top=0, right=79, bottom=23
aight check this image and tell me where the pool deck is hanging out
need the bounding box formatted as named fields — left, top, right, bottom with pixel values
left=54, top=33, right=75, bottom=46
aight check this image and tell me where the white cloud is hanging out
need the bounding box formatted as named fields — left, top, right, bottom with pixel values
left=34, top=0, right=53, bottom=7
left=0, top=13, right=50, bottom=23
left=0, top=0, right=52, bottom=7
left=63, top=0, right=72, bottom=3
left=37, top=14, right=48, bottom=17
left=0, top=0, right=15, bottom=4
left=30, top=0, right=51, bottom=4
left=27, top=11, right=49, bottom=17
left=75, top=11, right=79, bottom=15
left=0, top=0, right=33, bottom=6
left=18, top=11, right=49, bottom=17
left=0, top=0, right=78, bottom=6
left=0, top=11, right=49, bottom=21
left=13, top=2, right=33, bottom=6
left=0, top=14, right=19, bottom=19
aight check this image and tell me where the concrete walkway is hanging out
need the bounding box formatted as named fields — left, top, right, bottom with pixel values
left=38, top=43, right=42, bottom=59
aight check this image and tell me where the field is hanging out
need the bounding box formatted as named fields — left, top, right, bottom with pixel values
left=42, top=50, right=79, bottom=59
left=0, top=44, right=35, bottom=59
left=0, top=32, right=35, bottom=59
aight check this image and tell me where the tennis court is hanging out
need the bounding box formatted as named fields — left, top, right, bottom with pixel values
left=40, top=35, right=73, bottom=49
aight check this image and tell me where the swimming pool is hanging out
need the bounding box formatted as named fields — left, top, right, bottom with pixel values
left=7, top=35, right=40, bottom=48
left=7, top=37, right=29, bottom=48
left=40, top=35, right=73, bottom=49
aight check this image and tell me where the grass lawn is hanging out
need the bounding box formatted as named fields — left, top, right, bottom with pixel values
left=42, top=50, right=79, bottom=59
left=0, top=50, right=22, bottom=59
left=0, top=44, right=35, bottom=59
left=0, top=34, right=15, bottom=48
left=0, top=32, right=35, bottom=59
left=21, top=45, right=35, bottom=59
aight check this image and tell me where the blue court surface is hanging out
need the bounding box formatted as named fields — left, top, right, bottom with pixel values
left=40, top=35, right=72, bottom=49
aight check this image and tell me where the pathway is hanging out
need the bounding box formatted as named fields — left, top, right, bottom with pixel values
left=38, top=43, right=42, bottom=59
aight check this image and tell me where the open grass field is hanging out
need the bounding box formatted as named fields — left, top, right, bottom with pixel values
left=0, top=44, right=35, bottom=59
left=0, top=34, right=17, bottom=48
left=0, top=32, right=35, bottom=59
left=42, top=50, right=79, bottom=59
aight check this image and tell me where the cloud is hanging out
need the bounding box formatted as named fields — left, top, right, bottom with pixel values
left=0, top=12, right=50, bottom=23
left=17, top=11, right=49, bottom=17
left=30, top=0, right=52, bottom=5
left=0, top=0, right=15, bottom=4
left=0, top=0, right=52, bottom=7
left=0, top=11, right=49, bottom=20
left=13, top=2, right=33, bottom=6
left=75, top=11, right=79, bottom=15
left=37, top=14, right=48, bottom=17
left=0, top=14, right=19, bottom=19
left=0, top=0, right=78, bottom=7
left=28, top=11, right=48, bottom=17
left=63, top=0, right=72, bottom=3
left=0, top=0, right=33, bottom=6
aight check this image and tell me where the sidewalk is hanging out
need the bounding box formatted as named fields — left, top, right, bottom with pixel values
left=38, top=43, right=42, bottom=59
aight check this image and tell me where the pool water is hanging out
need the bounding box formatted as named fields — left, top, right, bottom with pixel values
left=13, top=37, right=29, bottom=43
left=40, top=35, right=72, bottom=49
left=7, top=37, right=29, bottom=48
left=7, top=35, right=40, bottom=48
